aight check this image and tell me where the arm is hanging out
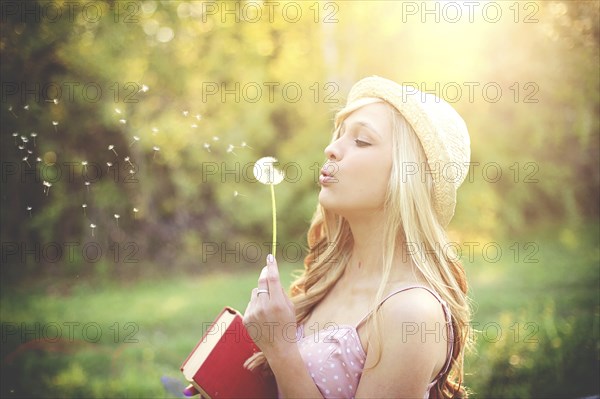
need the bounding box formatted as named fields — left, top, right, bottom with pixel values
left=268, top=344, right=324, bottom=399
left=243, top=255, right=323, bottom=399
left=354, top=289, right=449, bottom=398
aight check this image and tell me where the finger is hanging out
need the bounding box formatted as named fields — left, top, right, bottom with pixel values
left=266, top=254, right=282, bottom=299
left=256, top=266, right=271, bottom=300
left=183, top=384, right=199, bottom=397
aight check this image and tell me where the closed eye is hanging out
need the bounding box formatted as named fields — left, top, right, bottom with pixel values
left=354, top=139, right=371, bottom=147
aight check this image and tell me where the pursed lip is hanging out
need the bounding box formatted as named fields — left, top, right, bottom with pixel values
left=319, top=165, right=337, bottom=185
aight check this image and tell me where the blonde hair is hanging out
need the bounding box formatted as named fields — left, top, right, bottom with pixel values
left=246, top=98, right=471, bottom=398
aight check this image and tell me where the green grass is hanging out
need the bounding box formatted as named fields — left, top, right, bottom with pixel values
left=1, top=224, right=598, bottom=398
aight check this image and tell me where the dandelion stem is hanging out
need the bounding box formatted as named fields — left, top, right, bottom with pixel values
left=270, top=183, right=277, bottom=257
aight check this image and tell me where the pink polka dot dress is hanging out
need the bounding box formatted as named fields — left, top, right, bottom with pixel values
left=277, top=286, right=454, bottom=399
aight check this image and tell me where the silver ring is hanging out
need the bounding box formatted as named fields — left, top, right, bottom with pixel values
left=257, top=289, right=270, bottom=296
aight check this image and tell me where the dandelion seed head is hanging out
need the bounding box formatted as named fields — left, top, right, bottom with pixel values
left=23, top=105, right=29, bottom=110
left=52, top=121, right=59, bottom=126
left=115, top=108, right=122, bottom=114
left=82, top=204, right=87, bottom=208
left=52, top=99, right=59, bottom=105
left=153, top=146, right=160, bottom=151
left=27, top=150, right=32, bottom=154
left=20, top=135, right=27, bottom=141
left=182, top=110, right=189, bottom=116
left=108, top=145, right=114, bottom=150
left=82, top=161, right=88, bottom=166
left=114, top=214, right=120, bottom=219
left=253, top=156, right=285, bottom=185
left=191, top=123, right=198, bottom=128
left=124, top=156, right=130, bottom=162
left=212, top=136, right=220, bottom=141
left=18, top=145, right=24, bottom=150
left=226, top=144, right=235, bottom=153
left=141, top=84, right=149, bottom=92
left=133, top=207, right=139, bottom=212
left=119, top=119, right=127, bottom=124
left=107, top=161, right=113, bottom=167
left=36, top=157, right=42, bottom=162
left=129, top=169, right=135, bottom=174
left=27, top=206, right=32, bottom=211
left=12, top=132, right=18, bottom=137
left=203, top=143, right=211, bottom=150
left=85, top=181, right=90, bottom=186
left=30, top=132, right=37, bottom=137
left=90, top=223, right=96, bottom=228
left=195, top=114, right=202, bottom=121
left=133, top=135, right=140, bottom=141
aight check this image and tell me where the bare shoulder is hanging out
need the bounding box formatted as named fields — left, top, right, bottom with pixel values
left=380, top=286, right=448, bottom=325
left=354, top=286, right=448, bottom=398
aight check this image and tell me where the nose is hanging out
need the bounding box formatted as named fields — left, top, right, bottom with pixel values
left=324, top=140, right=341, bottom=161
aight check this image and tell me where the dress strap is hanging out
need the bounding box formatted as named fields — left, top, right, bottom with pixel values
left=354, top=285, right=454, bottom=377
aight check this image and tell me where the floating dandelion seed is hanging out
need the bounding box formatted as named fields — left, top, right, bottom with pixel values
left=90, top=223, right=96, bottom=237
left=233, top=190, right=246, bottom=198
left=119, top=119, right=127, bottom=124
left=133, top=207, right=139, bottom=219
left=129, top=169, right=135, bottom=175
left=22, top=156, right=31, bottom=167
left=195, top=114, right=202, bottom=121
left=115, top=108, right=122, bottom=114
left=23, top=105, right=29, bottom=110
left=30, top=132, right=37, bottom=146
left=36, top=157, right=42, bottom=163
left=240, top=141, right=253, bottom=150
left=84, top=181, right=91, bottom=193
left=108, top=144, right=118, bottom=156
left=21, top=135, right=28, bottom=143
left=43, top=181, right=52, bottom=196
left=226, top=144, right=237, bottom=156
left=212, top=136, right=220, bottom=141
left=191, top=123, right=198, bottom=129
left=152, top=146, right=160, bottom=160
left=151, top=127, right=159, bottom=135
left=46, top=98, right=59, bottom=105
left=27, top=206, right=32, bottom=217
left=18, top=145, right=24, bottom=151
left=52, top=121, right=59, bottom=133
left=8, top=106, right=18, bottom=118
left=12, top=132, right=18, bottom=144
left=253, top=156, right=285, bottom=256
left=124, top=156, right=134, bottom=168
left=203, top=143, right=211, bottom=152
left=27, top=150, right=32, bottom=155
left=182, top=110, right=189, bottom=117
left=139, top=84, right=149, bottom=93
left=114, top=214, right=120, bottom=227
left=82, top=161, right=88, bottom=174
left=82, top=203, right=87, bottom=216
left=129, top=135, right=140, bottom=146
left=106, top=161, right=113, bottom=173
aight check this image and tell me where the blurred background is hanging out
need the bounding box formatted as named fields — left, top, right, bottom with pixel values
left=1, top=1, right=598, bottom=398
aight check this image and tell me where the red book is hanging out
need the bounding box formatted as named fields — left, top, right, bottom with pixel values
left=181, top=307, right=277, bottom=399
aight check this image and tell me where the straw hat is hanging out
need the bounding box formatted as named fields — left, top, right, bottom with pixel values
left=346, top=76, right=471, bottom=227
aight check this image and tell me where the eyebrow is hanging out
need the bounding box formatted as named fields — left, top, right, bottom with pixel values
left=341, top=120, right=382, bottom=138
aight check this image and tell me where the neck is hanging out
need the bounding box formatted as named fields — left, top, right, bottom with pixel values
left=343, top=210, right=417, bottom=285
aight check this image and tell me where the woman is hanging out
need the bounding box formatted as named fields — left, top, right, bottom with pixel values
left=248, top=75, right=472, bottom=399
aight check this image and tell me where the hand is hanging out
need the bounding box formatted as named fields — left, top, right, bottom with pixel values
left=243, top=254, right=297, bottom=358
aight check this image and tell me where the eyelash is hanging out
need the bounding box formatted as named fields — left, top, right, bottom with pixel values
left=354, top=139, right=371, bottom=147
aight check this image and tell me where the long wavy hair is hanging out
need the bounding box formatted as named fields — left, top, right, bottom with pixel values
left=246, top=97, right=471, bottom=398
